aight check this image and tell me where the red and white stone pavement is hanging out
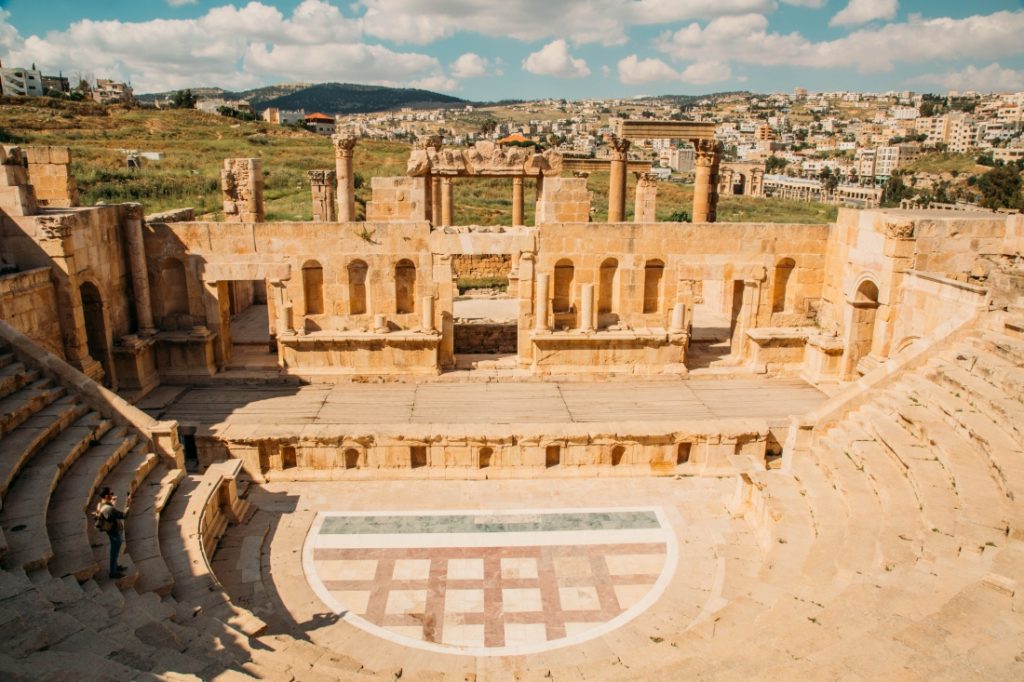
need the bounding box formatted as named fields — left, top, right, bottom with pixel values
left=303, top=509, right=677, bottom=656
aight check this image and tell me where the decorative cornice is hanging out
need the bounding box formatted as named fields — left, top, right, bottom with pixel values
left=36, top=214, right=77, bottom=240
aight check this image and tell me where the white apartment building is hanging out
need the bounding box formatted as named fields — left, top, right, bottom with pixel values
left=0, top=67, right=44, bottom=97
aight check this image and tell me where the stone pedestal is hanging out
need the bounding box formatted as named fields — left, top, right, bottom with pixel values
left=112, top=334, right=159, bottom=399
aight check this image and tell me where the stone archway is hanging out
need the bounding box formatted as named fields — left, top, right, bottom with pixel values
left=843, top=278, right=880, bottom=378
left=79, top=281, right=113, bottom=388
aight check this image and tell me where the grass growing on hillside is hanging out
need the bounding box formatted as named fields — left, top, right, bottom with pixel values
left=904, top=152, right=985, bottom=176
left=2, top=101, right=836, bottom=224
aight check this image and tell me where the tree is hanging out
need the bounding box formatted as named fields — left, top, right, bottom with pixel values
left=479, top=118, right=498, bottom=136
left=976, top=164, right=1024, bottom=210
left=765, top=156, right=787, bottom=174
left=171, top=89, right=197, bottom=109
left=881, top=176, right=913, bottom=207
left=919, top=101, right=938, bottom=118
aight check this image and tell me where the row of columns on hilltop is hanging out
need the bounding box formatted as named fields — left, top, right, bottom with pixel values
left=303, top=133, right=722, bottom=225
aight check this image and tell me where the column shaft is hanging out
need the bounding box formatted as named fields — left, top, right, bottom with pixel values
left=441, top=177, right=454, bottom=226
left=332, top=134, right=357, bottom=221
left=124, top=205, right=155, bottom=334
left=607, top=137, right=629, bottom=222
left=512, top=176, right=525, bottom=226
left=580, top=283, right=594, bottom=332
left=534, top=273, right=550, bottom=331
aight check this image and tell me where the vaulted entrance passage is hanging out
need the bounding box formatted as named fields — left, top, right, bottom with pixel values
left=79, top=281, right=113, bottom=387
left=452, top=254, right=518, bottom=370
left=224, top=280, right=275, bottom=372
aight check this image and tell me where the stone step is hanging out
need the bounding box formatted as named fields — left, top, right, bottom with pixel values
left=0, top=413, right=111, bottom=572
left=869, top=402, right=997, bottom=558
left=930, top=359, right=1024, bottom=445
left=0, top=352, right=14, bottom=369
left=789, top=454, right=851, bottom=585
left=981, top=330, right=1024, bottom=366
left=886, top=394, right=1014, bottom=534
left=0, top=363, right=39, bottom=401
left=957, top=340, right=1024, bottom=405
left=902, top=373, right=1024, bottom=505
left=810, top=428, right=883, bottom=578
left=842, top=414, right=925, bottom=568
left=0, top=378, right=62, bottom=438
left=0, top=396, right=87, bottom=502
left=46, top=428, right=139, bottom=581
left=130, top=464, right=185, bottom=596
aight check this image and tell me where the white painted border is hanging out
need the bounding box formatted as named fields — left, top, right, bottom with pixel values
left=301, top=506, right=681, bottom=657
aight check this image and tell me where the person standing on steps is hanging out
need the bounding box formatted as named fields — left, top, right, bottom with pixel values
left=95, top=487, right=128, bottom=578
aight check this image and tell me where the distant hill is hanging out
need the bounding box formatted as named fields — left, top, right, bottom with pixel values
left=138, top=82, right=467, bottom=115
left=258, top=82, right=466, bottom=115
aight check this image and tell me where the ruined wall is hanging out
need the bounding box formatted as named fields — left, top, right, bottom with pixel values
left=532, top=221, right=830, bottom=332
left=221, top=158, right=264, bottom=223
left=454, top=321, right=517, bottom=354
left=819, top=209, right=1010, bottom=364
left=143, top=220, right=440, bottom=333
left=535, top=177, right=591, bottom=224
left=0, top=267, right=63, bottom=356
left=25, top=146, right=78, bottom=207
left=452, top=254, right=512, bottom=282
left=365, top=177, right=430, bottom=222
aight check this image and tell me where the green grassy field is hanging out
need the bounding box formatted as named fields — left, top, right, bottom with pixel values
left=904, top=152, right=986, bottom=176
left=1, top=99, right=837, bottom=224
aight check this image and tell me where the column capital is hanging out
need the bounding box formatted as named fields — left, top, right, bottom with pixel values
left=694, top=139, right=721, bottom=166
left=636, top=172, right=659, bottom=188
left=331, top=133, right=358, bottom=154
left=608, top=135, right=631, bottom=160
left=418, top=134, right=443, bottom=150
left=308, top=169, right=337, bottom=185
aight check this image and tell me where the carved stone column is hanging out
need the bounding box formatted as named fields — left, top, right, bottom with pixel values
left=607, top=136, right=630, bottom=222
left=332, top=134, right=357, bottom=221
left=308, top=169, right=337, bottom=222
left=221, top=158, right=264, bottom=222
left=440, top=177, right=454, bottom=226
left=633, top=172, right=658, bottom=223
left=123, top=203, right=155, bottom=335
left=580, top=283, right=595, bottom=332
left=534, top=273, right=550, bottom=331
left=512, top=176, right=525, bottom=226
left=431, top=176, right=442, bottom=225
left=693, top=140, right=721, bottom=223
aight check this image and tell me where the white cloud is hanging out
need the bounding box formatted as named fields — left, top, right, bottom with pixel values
left=450, top=53, right=488, bottom=79
left=680, top=61, right=732, bottom=84
left=359, top=0, right=776, bottom=46
left=917, top=63, right=1024, bottom=93
left=618, top=55, right=680, bottom=84
left=830, top=0, right=898, bottom=28
left=166, top=0, right=198, bottom=6
left=522, top=40, right=590, bottom=78
left=656, top=10, right=1024, bottom=74
left=780, top=0, right=826, bottom=6
left=618, top=54, right=731, bottom=85
left=0, top=1, right=454, bottom=93
left=410, top=75, right=459, bottom=92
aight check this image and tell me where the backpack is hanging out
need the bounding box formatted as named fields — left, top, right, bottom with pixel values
left=93, top=504, right=115, bottom=533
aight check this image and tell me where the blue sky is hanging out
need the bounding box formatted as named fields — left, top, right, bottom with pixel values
left=1, top=0, right=1023, bottom=98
